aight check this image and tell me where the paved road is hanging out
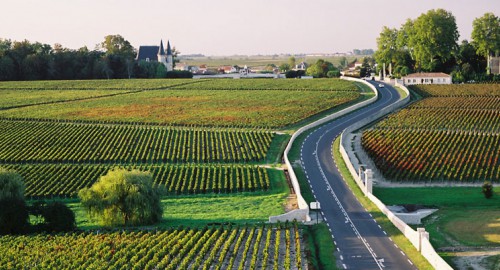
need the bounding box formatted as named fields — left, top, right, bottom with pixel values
left=299, top=82, right=418, bottom=270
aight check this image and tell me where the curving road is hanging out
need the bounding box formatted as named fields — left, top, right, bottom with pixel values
left=299, top=82, right=417, bottom=270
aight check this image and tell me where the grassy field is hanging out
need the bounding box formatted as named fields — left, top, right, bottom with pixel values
left=0, top=89, right=135, bottom=109
left=178, top=54, right=361, bottom=70
left=374, top=187, right=500, bottom=247
left=0, top=78, right=199, bottom=90
left=71, top=169, right=289, bottom=229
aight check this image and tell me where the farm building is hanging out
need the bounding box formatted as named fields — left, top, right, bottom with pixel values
left=136, top=40, right=173, bottom=71
left=403, top=72, right=452, bottom=85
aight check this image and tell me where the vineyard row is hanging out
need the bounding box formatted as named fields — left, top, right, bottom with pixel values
left=362, top=129, right=500, bottom=182
left=0, top=120, right=275, bottom=164
left=1, top=163, right=273, bottom=198
left=0, top=223, right=305, bottom=270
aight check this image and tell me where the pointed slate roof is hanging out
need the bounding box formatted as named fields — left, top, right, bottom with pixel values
left=166, top=40, right=172, bottom=56
left=158, top=40, right=165, bottom=56
left=136, top=46, right=159, bottom=61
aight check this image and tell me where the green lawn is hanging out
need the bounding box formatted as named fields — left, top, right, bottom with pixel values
left=70, top=168, right=289, bottom=229
left=373, top=187, right=500, bottom=208
left=374, top=187, right=500, bottom=248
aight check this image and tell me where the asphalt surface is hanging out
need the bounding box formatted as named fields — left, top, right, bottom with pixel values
left=299, top=82, right=418, bottom=270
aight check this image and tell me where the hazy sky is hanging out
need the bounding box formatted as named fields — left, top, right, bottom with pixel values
left=1, top=0, right=499, bottom=55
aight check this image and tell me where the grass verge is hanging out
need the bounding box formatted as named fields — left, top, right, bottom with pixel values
left=69, top=168, right=289, bottom=229
left=375, top=186, right=500, bottom=248
left=303, top=223, right=337, bottom=270
left=332, top=137, right=434, bottom=270
left=267, top=133, right=291, bottom=165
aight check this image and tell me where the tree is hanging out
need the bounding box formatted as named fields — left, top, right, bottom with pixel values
left=288, top=56, right=296, bottom=69
left=0, top=168, right=29, bottom=235
left=471, top=13, right=500, bottom=74
left=78, top=169, right=163, bottom=227
left=99, top=34, right=135, bottom=58
left=30, top=201, right=76, bottom=232
left=279, top=63, right=291, bottom=72
left=410, top=9, right=459, bottom=71
left=374, top=26, right=399, bottom=70
left=482, top=181, right=494, bottom=199
left=306, top=59, right=336, bottom=78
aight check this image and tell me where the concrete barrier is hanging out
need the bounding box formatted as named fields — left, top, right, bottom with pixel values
left=269, top=77, right=378, bottom=222
left=339, top=83, right=453, bottom=269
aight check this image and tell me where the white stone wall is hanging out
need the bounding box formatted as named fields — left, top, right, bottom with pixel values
left=269, top=77, right=379, bottom=223
left=339, top=82, right=453, bottom=270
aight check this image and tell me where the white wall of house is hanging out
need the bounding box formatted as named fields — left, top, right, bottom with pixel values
left=404, top=76, right=452, bottom=85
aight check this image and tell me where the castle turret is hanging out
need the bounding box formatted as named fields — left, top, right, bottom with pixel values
left=158, top=40, right=167, bottom=67
left=166, top=40, right=173, bottom=72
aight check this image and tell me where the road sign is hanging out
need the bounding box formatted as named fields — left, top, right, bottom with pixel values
left=310, top=202, right=320, bottom=210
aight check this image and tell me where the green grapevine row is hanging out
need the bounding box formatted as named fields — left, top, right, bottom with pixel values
left=1, top=163, right=272, bottom=198
left=0, top=224, right=304, bottom=270
left=362, top=129, right=500, bottom=182
left=375, top=107, right=500, bottom=133
left=411, top=84, right=500, bottom=97
left=0, top=120, right=274, bottom=164
left=171, top=78, right=359, bottom=91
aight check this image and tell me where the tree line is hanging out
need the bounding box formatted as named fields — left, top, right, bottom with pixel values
left=0, top=34, right=190, bottom=81
left=375, top=10, right=500, bottom=82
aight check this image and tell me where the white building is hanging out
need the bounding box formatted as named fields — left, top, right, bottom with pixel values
left=403, top=72, right=452, bottom=85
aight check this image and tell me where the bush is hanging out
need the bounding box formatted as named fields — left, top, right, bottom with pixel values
left=482, top=181, right=493, bottom=199
left=285, top=70, right=305, bottom=78
left=165, top=70, right=193, bottom=78
left=0, top=197, right=29, bottom=235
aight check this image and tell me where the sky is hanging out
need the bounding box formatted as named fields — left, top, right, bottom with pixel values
left=1, top=0, right=499, bottom=56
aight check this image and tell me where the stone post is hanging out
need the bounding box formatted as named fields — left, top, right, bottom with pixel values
left=364, top=169, right=373, bottom=194
left=417, top=227, right=429, bottom=252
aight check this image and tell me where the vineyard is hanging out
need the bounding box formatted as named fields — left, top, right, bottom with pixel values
left=0, top=223, right=305, bottom=270
left=0, top=78, right=200, bottom=90
left=1, top=163, right=272, bottom=198
left=362, top=84, right=500, bottom=183
left=0, top=120, right=274, bottom=164
left=0, top=89, right=359, bottom=128
left=170, top=78, right=359, bottom=91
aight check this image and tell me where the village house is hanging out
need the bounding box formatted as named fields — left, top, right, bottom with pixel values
left=403, top=72, right=452, bottom=85
left=294, top=62, right=308, bottom=71
left=136, top=40, right=174, bottom=72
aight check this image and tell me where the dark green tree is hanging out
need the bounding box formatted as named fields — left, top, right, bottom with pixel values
left=0, top=168, right=29, bottom=235
left=410, top=9, right=459, bottom=71
left=471, top=13, right=500, bottom=74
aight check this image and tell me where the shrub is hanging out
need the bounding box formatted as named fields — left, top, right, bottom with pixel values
left=482, top=181, right=493, bottom=199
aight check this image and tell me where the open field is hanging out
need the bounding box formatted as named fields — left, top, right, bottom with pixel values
left=374, top=187, right=500, bottom=248
left=362, top=84, right=500, bottom=183
left=0, top=223, right=305, bottom=270
left=0, top=89, right=136, bottom=109
left=178, top=54, right=361, bottom=70
left=0, top=78, right=199, bottom=90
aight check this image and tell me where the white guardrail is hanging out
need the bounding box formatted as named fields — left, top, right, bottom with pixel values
left=269, top=77, right=378, bottom=223
left=339, top=80, right=453, bottom=270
